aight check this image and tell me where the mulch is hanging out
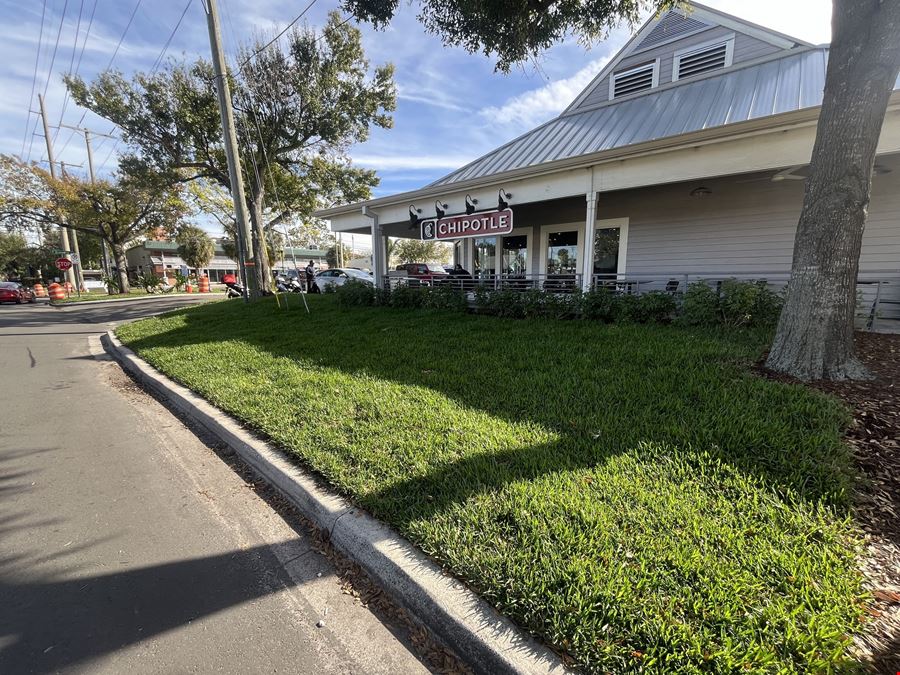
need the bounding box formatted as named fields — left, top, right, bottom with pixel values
left=760, top=332, right=900, bottom=672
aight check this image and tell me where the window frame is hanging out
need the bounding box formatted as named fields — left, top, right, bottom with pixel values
left=671, top=34, right=735, bottom=82
left=608, top=58, right=660, bottom=100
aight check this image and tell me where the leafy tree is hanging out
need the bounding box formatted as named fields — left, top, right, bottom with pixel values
left=0, top=231, right=28, bottom=280
left=390, top=239, right=452, bottom=265
left=66, top=12, right=395, bottom=294
left=176, top=225, right=215, bottom=276
left=325, top=242, right=353, bottom=268
left=345, top=0, right=900, bottom=380
left=0, top=160, right=187, bottom=293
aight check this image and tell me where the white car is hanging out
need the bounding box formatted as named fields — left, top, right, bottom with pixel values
left=311, top=268, right=374, bottom=293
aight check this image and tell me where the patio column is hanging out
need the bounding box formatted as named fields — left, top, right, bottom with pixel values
left=582, top=191, right=598, bottom=292
left=363, top=206, right=386, bottom=288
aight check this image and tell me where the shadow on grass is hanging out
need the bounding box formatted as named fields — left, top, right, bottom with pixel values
left=118, top=298, right=855, bottom=518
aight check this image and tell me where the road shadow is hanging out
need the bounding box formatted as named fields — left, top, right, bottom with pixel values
left=0, top=543, right=306, bottom=674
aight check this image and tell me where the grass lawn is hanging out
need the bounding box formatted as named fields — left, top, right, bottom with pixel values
left=117, top=296, right=865, bottom=673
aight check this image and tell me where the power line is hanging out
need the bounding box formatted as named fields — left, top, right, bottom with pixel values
left=22, top=0, right=48, bottom=160
left=237, top=0, right=318, bottom=70
left=104, top=0, right=143, bottom=72
left=52, top=0, right=86, bottom=145
left=150, top=0, right=193, bottom=74
left=56, top=0, right=99, bottom=153
left=41, top=0, right=70, bottom=102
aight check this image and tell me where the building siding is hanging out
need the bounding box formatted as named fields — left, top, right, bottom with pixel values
left=596, top=170, right=900, bottom=276
left=575, top=27, right=784, bottom=110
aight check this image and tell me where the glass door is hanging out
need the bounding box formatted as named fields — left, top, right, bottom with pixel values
left=593, top=228, right=621, bottom=276
left=546, top=230, right=578, bottom=275
left=473, top=237, right=497, bottom=280
left=501, top=235, right=528, bottom=277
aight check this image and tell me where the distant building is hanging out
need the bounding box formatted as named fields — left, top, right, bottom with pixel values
left=125, top=241, right=327, bottom=282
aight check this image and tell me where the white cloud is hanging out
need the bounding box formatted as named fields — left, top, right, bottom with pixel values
left=352, top=154, right=477, bottom=170
left=478, top=57, right=610, bottom=130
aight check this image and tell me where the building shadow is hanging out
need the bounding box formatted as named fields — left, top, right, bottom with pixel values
left=0, top=543, right=306, bottom=674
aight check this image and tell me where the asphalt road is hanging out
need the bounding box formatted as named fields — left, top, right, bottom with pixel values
left=0, top=297, right=429, bottom=674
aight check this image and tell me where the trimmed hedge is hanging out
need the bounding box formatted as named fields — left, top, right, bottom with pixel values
left=336, top=279, right=784, bottom=328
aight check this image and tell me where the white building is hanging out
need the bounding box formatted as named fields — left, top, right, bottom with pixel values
left=316, top=2, right=900, bottom=329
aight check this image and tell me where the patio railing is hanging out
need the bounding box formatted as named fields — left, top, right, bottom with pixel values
left=384, top=273, right=584, bottom=293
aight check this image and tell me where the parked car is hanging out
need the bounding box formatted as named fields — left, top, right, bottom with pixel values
left=394, top=263, right=449, bottom=285
left=311, top=268, right=374, bottom=293
left=0, top=281, right=36, bottom=304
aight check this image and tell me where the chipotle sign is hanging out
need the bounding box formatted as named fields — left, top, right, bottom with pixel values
left=421, top=208, right=513, bottom=241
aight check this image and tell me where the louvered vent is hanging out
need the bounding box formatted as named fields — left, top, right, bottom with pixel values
left=612, top=63, right=656, bottom=98
left=676, top=42, right=729, bottom=79
left=639, top=12, right=708, bottom=50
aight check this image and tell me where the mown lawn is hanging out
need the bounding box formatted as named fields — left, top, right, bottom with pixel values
left=117, top=296, right=865, bottom=673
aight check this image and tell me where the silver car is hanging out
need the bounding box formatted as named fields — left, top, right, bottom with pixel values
left=311, top=268, right=374, bottom=293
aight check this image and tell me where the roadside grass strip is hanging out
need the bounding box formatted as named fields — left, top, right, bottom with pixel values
left=116, top=296, right=864, bottom=673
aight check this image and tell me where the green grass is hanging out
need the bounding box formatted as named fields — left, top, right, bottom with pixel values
left=53, top=289, right=218, bottom=303
left=116, top=296, right=865, bottom=673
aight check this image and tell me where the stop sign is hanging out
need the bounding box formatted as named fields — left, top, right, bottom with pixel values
left=55, top=257, right=73, bottom=271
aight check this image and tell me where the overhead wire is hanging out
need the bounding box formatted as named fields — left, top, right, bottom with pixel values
left=21, top=0, right=48, bottom=160
left=52, top=0, right=86, bottom=145
left=26, top=0, right=69, bottom=162
left=56, top=0, right=99, bottom=156
left=237, top=0, right=318, bottom=70
left=150, top=0, right=193, bottom=74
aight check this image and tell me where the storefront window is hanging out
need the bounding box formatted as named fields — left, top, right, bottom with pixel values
left=501, top=235, right=528, bottom=276
left=473, top=237, right=496, bottom=279
left=546, top=231, right=578, bottom=275
left=593, top=228, right=621, bottom=276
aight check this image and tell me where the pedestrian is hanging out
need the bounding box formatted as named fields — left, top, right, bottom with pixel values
left=304, top=260, right=316, bottom=292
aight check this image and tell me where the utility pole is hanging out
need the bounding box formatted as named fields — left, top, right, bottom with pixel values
left=61, top=124, right=114, bottom=291
left=38, top=94, right=78, bottom=291
left=201, top=0, right=255, bottom=301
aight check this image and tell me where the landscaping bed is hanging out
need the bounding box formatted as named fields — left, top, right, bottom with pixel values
left=116, top=296, right=867, bottom=673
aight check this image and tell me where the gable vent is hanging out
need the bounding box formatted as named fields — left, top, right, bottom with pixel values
left=639, top=11, right=708, bottom=50
left=675, top=42, right=731, bottom=80
left=612, top=62, right=657, bottom=98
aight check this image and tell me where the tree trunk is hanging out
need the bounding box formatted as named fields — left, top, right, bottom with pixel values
left=766, top=0, right=900, bottom=381
left=248, top=192, right=272, bottom=293
left=112, top=244, right=130, bottom=294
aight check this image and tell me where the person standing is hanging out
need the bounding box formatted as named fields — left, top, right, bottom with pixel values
left=304, top=260, right=316, bottom=292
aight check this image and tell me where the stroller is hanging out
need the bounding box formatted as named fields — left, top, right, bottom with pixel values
left=222, top=273, right=244, bottom=299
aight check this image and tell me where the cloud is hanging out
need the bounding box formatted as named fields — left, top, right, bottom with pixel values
left=352, top=154, right=477, bottom=170
left=478, top=57, right=610, bottom=130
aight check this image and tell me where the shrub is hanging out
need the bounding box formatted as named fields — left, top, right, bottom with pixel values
left=389, top=284, right=426, bottom=309
left=336, top=279, right=377, bottom=307
left=582, top=287, right=616, bottom=322
left=637, top=290, right=678, bottom=323
left=680, top=281, right=721, bottom=326
left=136, top=273, right=163, bottom=293
left=421, top=284, right=468, bottom=312
left=614, top=293, right=642, bottom=323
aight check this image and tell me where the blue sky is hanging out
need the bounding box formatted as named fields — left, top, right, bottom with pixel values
left=1, top=0, right=832, bottom=238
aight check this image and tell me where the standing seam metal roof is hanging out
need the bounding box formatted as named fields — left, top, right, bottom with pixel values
left=430, top=49, right=900, bottom=188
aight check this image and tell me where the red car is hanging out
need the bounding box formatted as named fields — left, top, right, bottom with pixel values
left=0, top=282, right=36, bottom=304
left=395, top=263, right=449, bottom=285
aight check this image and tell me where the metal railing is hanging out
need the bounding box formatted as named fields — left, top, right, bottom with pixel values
left=384, top=273, right=584, bottom=294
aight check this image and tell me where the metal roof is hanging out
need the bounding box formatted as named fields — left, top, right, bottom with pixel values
left=431, top=49, right=900, bottom=188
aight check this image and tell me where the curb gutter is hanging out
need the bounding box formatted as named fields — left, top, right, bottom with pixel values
left=102, top=331, right=570, bottom=675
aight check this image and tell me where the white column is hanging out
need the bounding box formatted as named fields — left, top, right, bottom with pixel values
left=582, top=191, right=598, bottom=292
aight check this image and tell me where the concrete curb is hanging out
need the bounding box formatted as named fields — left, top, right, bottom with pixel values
left=102, top=331, right=570, bottom=675
left=51, top=293, right=225, bottom=308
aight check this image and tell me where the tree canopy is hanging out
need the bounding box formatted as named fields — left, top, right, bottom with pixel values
left=176, top=225, right=215, bottom=274
left=65, top=12, right=395, bottom=292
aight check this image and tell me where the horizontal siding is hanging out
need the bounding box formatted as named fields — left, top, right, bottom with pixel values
left=596, top=169, right=900, bottom=277
left=576, top=27, right=783, bottom=110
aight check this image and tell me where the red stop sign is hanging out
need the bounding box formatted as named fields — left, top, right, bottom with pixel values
left=55, top=257, right=73, bottom=271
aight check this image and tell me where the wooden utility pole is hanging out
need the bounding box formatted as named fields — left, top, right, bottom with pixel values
left=61, top=124, right=114, bottom=291
left=201, top=0, right=255, bottom=300
left=38, top=94, right=78, bottom=290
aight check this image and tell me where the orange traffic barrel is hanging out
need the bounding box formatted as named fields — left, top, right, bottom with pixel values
left=185, top=283, right=193, bottom=293
left=48, top=283, right=65, bottom=301
left=33, top=283, right=47, bottom=297
left=63, top=281, right=74, bottom=295
left=198, top=275, right=210, bottom=293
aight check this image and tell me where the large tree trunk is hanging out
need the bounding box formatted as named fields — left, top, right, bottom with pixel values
left=766, top=0, right=900, bottom=381
left=112, top=244, right=130, bottom=294
left=248, top=192, right=272, bottom=293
